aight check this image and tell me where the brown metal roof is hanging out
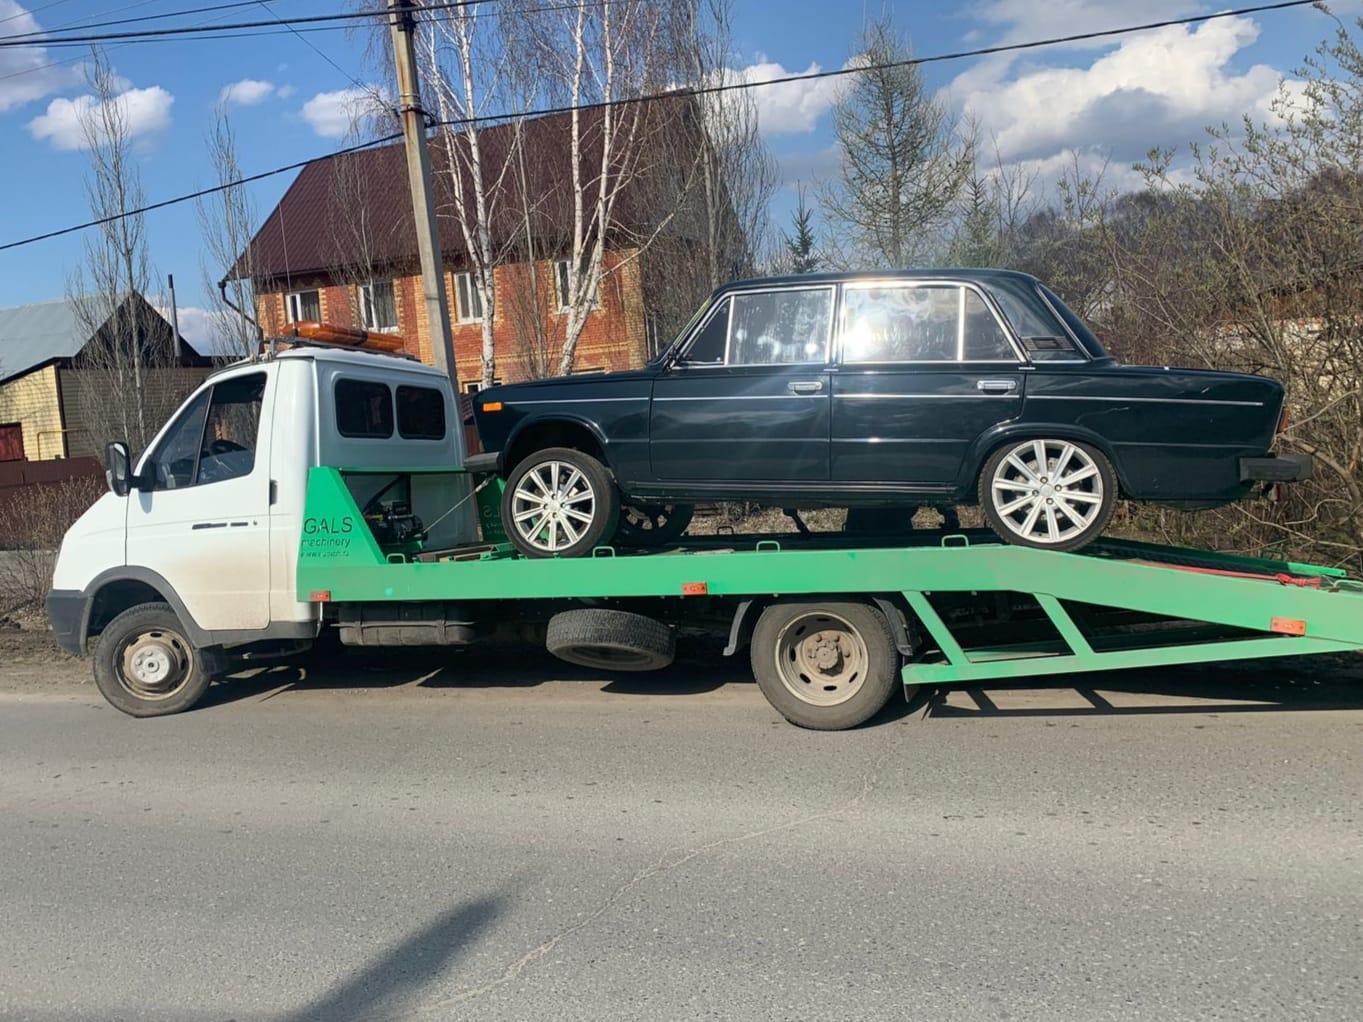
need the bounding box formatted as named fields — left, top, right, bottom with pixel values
left=233, top=102, right=693, bottom=283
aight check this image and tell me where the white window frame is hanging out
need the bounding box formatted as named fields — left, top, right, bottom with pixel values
left=285, top=289, right=320, bottom=324
left=358, top=280, right=398, bottom=333
left=554, top=259, right=598, bottom=313
left=463, top=379, right=502, bottom=394
left=454, top=271, right=485, bottom=323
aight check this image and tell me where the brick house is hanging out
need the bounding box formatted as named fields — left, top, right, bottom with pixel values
left=236, top=104, right=725, bottom=392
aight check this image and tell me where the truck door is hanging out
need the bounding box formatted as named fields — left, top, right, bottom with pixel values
left=127, top=370, right=273, bottom=632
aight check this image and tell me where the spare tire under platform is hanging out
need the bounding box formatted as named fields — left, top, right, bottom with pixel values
left=546, top=608, right=675, bottom=672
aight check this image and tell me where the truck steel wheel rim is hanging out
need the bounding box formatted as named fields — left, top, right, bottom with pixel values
left=773, top=612, right=869, bottom=707
left=512, top=460, right=598, bottom=553
left=117, top=629, right=191, bottom=700
left=991, top=440, right=1104, bottom=545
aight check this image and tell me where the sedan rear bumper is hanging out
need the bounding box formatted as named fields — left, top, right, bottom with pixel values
left=1239, top=452, right=1313, bottom=483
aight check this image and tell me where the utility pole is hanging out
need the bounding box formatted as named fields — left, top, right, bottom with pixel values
left=388, top=0, right=458, bottom=386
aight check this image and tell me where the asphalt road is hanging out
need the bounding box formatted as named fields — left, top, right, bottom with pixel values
left=1, top=647, right=1361, bottom=1022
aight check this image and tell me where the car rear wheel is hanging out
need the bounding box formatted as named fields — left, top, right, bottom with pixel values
left=980, top=438, right=1116, bottom=551
left=502, top=447, right=620, bottom=558
left=613, top=502, right=694, bottom=548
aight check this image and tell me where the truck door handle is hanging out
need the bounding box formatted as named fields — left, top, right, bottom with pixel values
left=976, top=379, right=1018, bottom=394
left=789, top=380, right=824, bottom=395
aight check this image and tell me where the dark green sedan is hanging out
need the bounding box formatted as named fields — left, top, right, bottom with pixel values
left=470, top=270, right=1309, bottom=557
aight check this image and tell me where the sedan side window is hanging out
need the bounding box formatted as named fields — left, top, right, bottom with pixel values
left=843, top=285, right=1017, bottom=363
left=728, top=288, right=833, bottom=365
left=681, top=300, right=729, bottom=364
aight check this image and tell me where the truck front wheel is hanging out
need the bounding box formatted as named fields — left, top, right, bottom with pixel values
left=93, top=603, right=215, bottom=717
left=750, top=600, right=901, bottom=730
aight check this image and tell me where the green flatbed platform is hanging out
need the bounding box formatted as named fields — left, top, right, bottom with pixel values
left=298, top=467, right=1363, bottom=690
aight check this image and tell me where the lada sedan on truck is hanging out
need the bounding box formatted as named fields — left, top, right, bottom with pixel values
left=470, top=270, right=1310, bottom=557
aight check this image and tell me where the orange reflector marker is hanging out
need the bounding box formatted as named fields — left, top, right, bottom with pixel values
left=309, top=590, right=332, bottom=602
left=1270, top=617, right=1307, bottom=636
left=482, top=401, right=504, bottom=413
left=682, top=581, right=709, bottom=596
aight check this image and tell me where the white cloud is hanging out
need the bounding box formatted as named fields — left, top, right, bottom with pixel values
left=950, top=17, right=1291, bottom=165
left=218, top=78, right=279, bottom=106
left=721, top=60, right=847, bottom=136
left=300, top=87, right=383, bottom=138
left=0, top=1, right=78, bottom=113
left=27, top=84, right=174, bottom=151
left=967, top=0, right=1200, bottom=49
left=160, top=306, right=247, bottom=357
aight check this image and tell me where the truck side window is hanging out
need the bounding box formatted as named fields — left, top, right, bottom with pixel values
left=145, top=389, right=211, bottom=490
left=196, top=374, right=266, bottom=484
left=396, top=385, right=446, bottom=440
left=141, top=372, right=265, bottom=489
left=335, top=379, right=394, bottom=438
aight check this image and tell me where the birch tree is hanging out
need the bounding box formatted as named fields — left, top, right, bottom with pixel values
left=508, top=0, right=692, bottom=374
left=418, top=5, right=520, bottom=389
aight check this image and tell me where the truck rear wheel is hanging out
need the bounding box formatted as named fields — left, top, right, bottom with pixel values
left=546, top=608, right=675, bottom=671
left=750, top=600, right=900, bottom=730
left=93, top=603, right=215, bottom=717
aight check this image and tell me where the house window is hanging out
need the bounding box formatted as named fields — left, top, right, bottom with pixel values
left=286, top=289, right=320, bottom=324
left=454, top=271, right=485, bottom=323
left=553, top=259, right=598, bottom=312
left=463, top=379, right=502, bottom=394
left=360, top=281, right=398, bottom=332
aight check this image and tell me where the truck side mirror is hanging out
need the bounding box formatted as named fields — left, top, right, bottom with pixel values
left=104, top=441, right=133, bottom=497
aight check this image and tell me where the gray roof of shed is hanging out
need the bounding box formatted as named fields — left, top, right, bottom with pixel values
left=0, top=298, right=90, bottom=383
left=0, top=294, right=204, bottom=385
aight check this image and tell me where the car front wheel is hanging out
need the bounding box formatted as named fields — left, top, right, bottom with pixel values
left=502, top=447, right=620, bottom=558
left=980, top=438, right=1116, bottom=551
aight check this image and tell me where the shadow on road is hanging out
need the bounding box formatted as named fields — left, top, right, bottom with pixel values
left=920, top=656, right=1363, bottom=719
left=281, top=895, right=501, bottom=1022
left=200, top=642, right=1363, bottom=725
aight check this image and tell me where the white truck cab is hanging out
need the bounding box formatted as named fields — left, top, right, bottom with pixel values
left=46, top=346, right=475, bottom=711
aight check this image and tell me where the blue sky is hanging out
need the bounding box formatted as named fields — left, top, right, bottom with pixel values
left=0, top=0, right=1356, bottom=344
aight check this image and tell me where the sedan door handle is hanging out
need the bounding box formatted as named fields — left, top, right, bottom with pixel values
left=976, top=379, right=1018, bottom=394
left=789, top=380, right=824, bottom=395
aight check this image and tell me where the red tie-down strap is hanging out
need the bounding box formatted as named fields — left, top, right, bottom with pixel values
left=1129, top=560, right=1325, bottom=589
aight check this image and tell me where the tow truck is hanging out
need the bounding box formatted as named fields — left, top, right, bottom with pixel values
left=45, top=328, right=1363, bottom=730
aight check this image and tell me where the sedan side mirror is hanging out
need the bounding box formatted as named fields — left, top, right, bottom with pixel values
left=104, top=440, right=134, bottom=497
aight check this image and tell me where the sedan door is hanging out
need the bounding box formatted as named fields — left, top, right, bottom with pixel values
left=832, top=281, right=1026, bottom=486
left=650, top=285, right=835, bottom=484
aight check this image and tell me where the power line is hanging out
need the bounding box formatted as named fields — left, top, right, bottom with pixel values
left=252, top=0, right=378, bottom=103
left=0, top=0, right=490, bottom=47
left=0, top=0, right=1324, bottom=253
left=1, top=0, right=287, bottom=43
left=0, top=0, right=78, bottom=29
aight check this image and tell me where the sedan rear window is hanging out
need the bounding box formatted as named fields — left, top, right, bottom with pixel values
left=842, top=285, right=1016, bottom=363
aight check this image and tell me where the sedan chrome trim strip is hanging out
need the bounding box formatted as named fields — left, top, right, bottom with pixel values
left=503, top=397, right=649, bottom=405
left=654, top=394, right=827, bottom=401
left=838, top=392, right=1018, bottom=400
left=1028, top=395, right=1265, bottom=407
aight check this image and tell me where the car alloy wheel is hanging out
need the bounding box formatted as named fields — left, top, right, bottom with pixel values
left=987, top=439, right=1112, bottom=549
left=614, top=502, right=694, bottom=548
left=501, top=447, right=620, bottom=558
left=510, top=460, right=599, bottom=554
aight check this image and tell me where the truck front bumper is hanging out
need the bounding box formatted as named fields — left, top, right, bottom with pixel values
left=45, top=589, right=89, bottom=656
left=1239, top=452, right=1313, bottom=484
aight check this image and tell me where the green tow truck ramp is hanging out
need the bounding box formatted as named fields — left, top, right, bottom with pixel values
left=299, top=467, right=1363, bottom=729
